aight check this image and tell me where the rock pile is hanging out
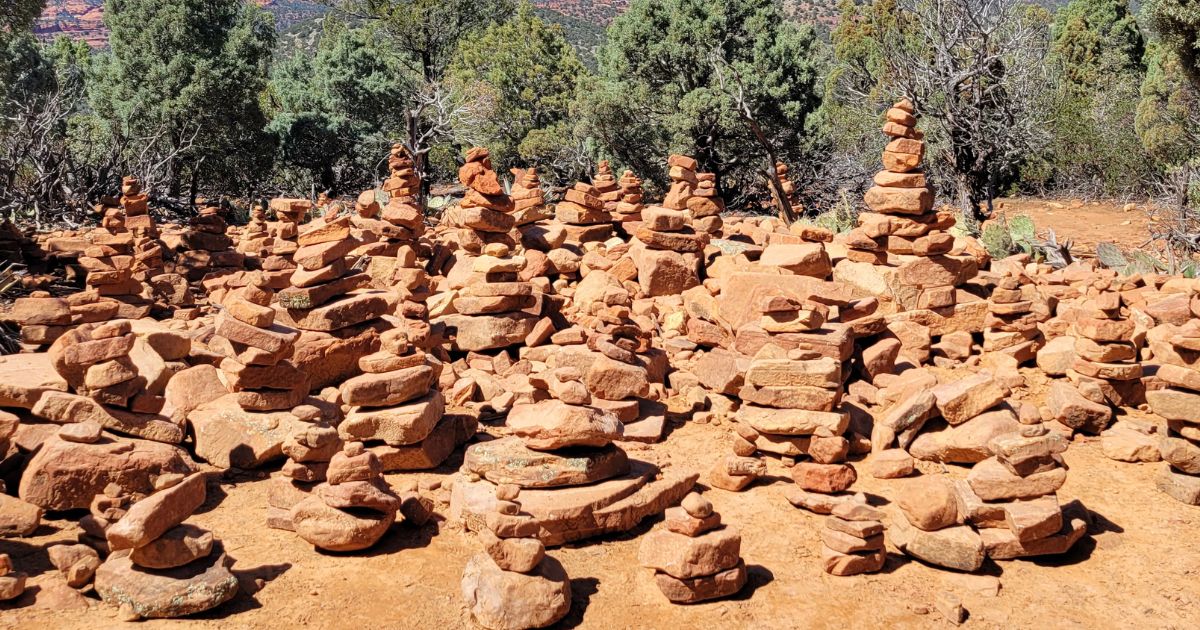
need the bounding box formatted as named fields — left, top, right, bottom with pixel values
left=982, top=268, right=1052, bottom=365
left=338, top=328, right=470, bottom=471
left=168, top=203, right=242, bottom=289
left=638, top=492, right=746, bottom=603
left=556, top=179, right=613, bottom=246
left=632, top=206, right=706, bottom=297
left=95, top=473, right=238, bottom=620
left=267, top=403, right=342, bottom=530
left=508, top=167, right=552, bottom=226
left=771, top=162, right=803, bottom=215
left=821, top=501, right=887, bottom=576
left=662, top=155, right=697, bottom=212
left=461, top=487, right=571, bottom=630
left=613, top=169, right=645, bottom=225
left=1148, top=315, right=1200, bottom=505
left=836, top=99, right=974, bottom=311
left=290, top=442, right=400, bottom=551
left=41, top=322, right=185, bottom=444
left=0, top=554, right=25, bottom=602
left=688, top=172, right=725, bottom=235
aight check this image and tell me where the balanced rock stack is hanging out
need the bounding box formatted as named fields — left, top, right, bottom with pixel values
left=266, top=404, right=342, bottom=530
left=237, top=205, right=273, bottom=255
left=79, top=482, right=135, bottom=552
left=580, top=304, right=663, bottom=440
left=1147, top=316, right=1200, bottom=505
left=95, top=473, right=239, bottom=620
left=172, top=204, right=241, bottom=283
left=461, top=488, right=570, bottom=630
left=771, top=162, right=803, bottom=215
left=81, top=195, right=152, bottom=315
left=40, top=321, right=185, bottom=444
left=556, top=179, right=614, bottom=246
left=508, top=167, right=552, bottom=226
left=120, top=178, right=167, bottom=283
left=638, top=492, right=746, bottom=604
left=338, top=328, right=469, bottom=471
left=452, top=147, right=516, bottom=243
left=632, top=205, right=706, bottom=297
left=662, top=155, right=697, bottom=212
left=269, top=198, right=307, bottom=255
left=1047, top=292, right=1139, bottom=434
left=687, top=172, right=725, bottom=234
left=837, top=98, right=973, bottom=311
left=966, top=427, right=1089, bottom=560
left=356, top=144, right=424, bottom=260
left=274, top=214, right=390, bottom=337
left=290, top=442, right=401, bottom=552
left=211, top=283, right=310, bottom=412
left=821, top=501, right=887, bottom=576
left=612, top=169, right=646, bottom=225
left=983, top=269, right=1052, bottom=364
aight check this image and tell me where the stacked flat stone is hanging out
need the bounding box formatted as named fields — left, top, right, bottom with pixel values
left=1147, top=311, right=1200, bottom=505
left=508, top=167, right=552, bottom=226
left=255, top=198, right=307, bottom=290
left=966, top=427, right=1088, bottom=560
left=613, top=169, right=645, bottom=224
left=81, top=193, right=151, bottom=316
left=121, top=178, right=166, bottom=282
left=355, top=144, right=424, bottom=260
left=821, top=501, right=887, bottom=576
left=687, top=172, right=725, bottom=235
left=436, top=151, right=540, bottom=352
left=739, top=300, right=855, bottom=496
left=638, top=492, right=746, bottom=603
left=79, top=482, right=134, bottom=552
left=582, top=304, right=664, bottom=440
left=556, top=179, right=614, bottom=246
left=984, top=269, right=1052, bottom=364
left=841, top=99, right=973, bottom=311
left=11, top=292, right=74, bottom=347
left=266, top=404, right=342, bottom=531
left=633, top=206, right=706, bottom=297
left=593, top=160, right=622, bottom=209
left=40, top=321, right=185, bottom=444
left=290, top=442, right=401, bottom=552
left=662, top=154, right=697, bottom=211
left=211, top=283, right=309, bottom=411
left=171, top=204, right=241, bottom=284
left=1046, top=292, right=1137, bottom=434
left=338, top=328, right=468, bottom=471
left=274, top=214, right=390, bottom=336
left=236, top=205, right=272, bottom=255
left=461, top=489, right=570, bottom=630
left=890, top=474, right=986, bottom=572
left=95, top=473, right=239, bottom=620
left=772, top=162, right=804, bottom=214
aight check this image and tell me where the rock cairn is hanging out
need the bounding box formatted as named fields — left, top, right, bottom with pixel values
left=638, top=492, right=746, bottom=603
left=614, top=169, right=645, bottom=224
left=592, top=160, right=622, bottom=210
left=461, top=487, right=570, bottom=630
left=821, top=501, right=887, bottom=576
left=662, top=154, right=697, bottom=212
left=80, top=481, right=135, bottom=552
left=633, top=206, right=706, bottom=297
left=437, top=149, right=540, bottom=352
left=771, top=162, right=803, bottom=215
left=556, top=179, right=613, bottom=246
left=967, top=427, right=1088, bottom=561
left=839, top=99, right=973, bottom=311
left=237, top=204, right=273, bottom=255
left=95, top=473, right=239, bottom=620
left=82, top=188, right=152, bottom=317
left=121, top=178, right=165, bottom=280
left=338, top=328, right=466, bottom=471
left=983, top=269, right=1052, bottom=364
left=267, top=403, right=341, bottom=530
left=688, top=172, right=725, bottom=234
left=213, top=282, right=309, bottom=411
left=1047, top=291, right=1139, bottom=435
left=290, top=442, right=400, bottom=552
left=41, top=322, right=185, bottom=444
left=509, top=167, right=552, bottom=226
left=1148, top=315, right=1200, bottom=505
left=171, top=203, right=242, bottom=285
left=275, top=214, right=390, bottom=336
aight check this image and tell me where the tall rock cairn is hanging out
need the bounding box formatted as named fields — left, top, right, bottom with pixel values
left=688, top=172, right=725, bottom=235
left=845, top=98, right=974, bottom=311
left=508, top=167, right=552, bottom=226
left=1147, top=312, right=1200, bottom=505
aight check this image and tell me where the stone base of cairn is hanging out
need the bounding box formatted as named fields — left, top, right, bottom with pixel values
left=95, top=473, right=239, bottom=620
left=632, top=207, right=705, bottom=297
left=556, top=180, right=613, bottom=246
left=836, top=99, right=976, bottom=312
left=266, top=402, right=342, bottom=530
left=638, top=492, right=746, bottom=604
left=1148, top=315, right=1200, bottom=505
left=452, top=396, right=697, bottom=547
left=290, top=442, right=401, bottom=552
left=983, top=269, right=1052, bottom=364
left=509, top=167, right=552, bottom=226
left=461, top=486, right=570, bottom=630
left=821, top=501, right=887, bottom=576
left=41, top=321, right=184, bottom=444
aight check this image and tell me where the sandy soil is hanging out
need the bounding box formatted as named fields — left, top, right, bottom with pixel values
left=993, top=197, right=1157, bottom=259
left=4, top=366, right=1200, bottom=630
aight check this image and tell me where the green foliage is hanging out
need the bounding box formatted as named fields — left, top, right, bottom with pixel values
left=1136, top=42, right=1200, bottom=168
left=267, top=21, right=413, bottom=194
left=577, top=0, right=823, bottom=200
left=1145, top=0, right=1200, bottom=89
left=89, top=0, right=277, bottom=196
left=447, top=2, right=589, bottom=182
left=981, top=221, right=1016, bottom=259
